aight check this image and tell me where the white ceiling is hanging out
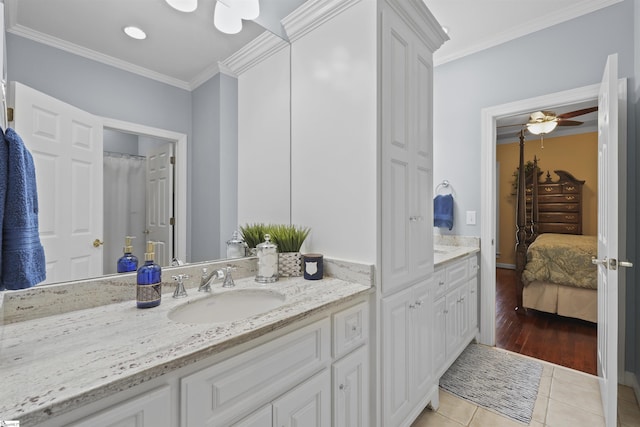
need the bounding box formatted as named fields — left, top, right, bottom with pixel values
left=5, top=0, right=619, bottom=118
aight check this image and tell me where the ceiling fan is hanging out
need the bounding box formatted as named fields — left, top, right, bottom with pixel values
left=525, top=106, right=598, bottom=135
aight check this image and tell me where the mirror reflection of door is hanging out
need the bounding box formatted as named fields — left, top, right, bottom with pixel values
left=102, top=130, right=175, bottom=274
left=10, top=81, right=103, bottom=284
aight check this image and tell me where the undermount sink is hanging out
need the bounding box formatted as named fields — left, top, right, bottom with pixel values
left=168, top=289, right=286, bottom=324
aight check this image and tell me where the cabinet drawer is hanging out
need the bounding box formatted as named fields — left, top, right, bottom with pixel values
left=562, top=184, right=580, bottom=193
left=537, top=202, right=580, bottom=212
left=433, top=268, right=446, bottom=299
left=333, top=302, right=369, bottom=359
left=538, top=212, right=579, bottom=223
left=539, top=223, right=581, bottom=234
left=539, top=184, right=561, bottom=194
left=181, top=318, right=330, bottom=427
left=446, top=260, right=468, bottom=290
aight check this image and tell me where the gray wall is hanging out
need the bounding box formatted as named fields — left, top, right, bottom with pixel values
left=6, top=32, right=235, bottom=263
left=634, top=0, right=640, bottom=388
left=433, top=0, right=638, bottom=375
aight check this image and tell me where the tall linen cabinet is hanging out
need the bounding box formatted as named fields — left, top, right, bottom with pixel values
left=236, top=1, right=446, bottom=426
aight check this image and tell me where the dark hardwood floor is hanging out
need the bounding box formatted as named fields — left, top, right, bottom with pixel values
left=495, top=268, right=598, bottom=375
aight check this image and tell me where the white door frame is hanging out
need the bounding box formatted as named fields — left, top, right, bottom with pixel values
left=479, top=81, right=627, bottom=378
left=102, top=117, right=188, bottom=264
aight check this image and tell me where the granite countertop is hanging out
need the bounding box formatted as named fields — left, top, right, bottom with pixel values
left=0, top=274, right=372, bottom=425
left=434, top=244, right=480, bottom=267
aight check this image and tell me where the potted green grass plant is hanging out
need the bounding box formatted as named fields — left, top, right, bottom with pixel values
left=239, top=223, right=270, bottom=256
left=270, top=224, right=311, bottom=277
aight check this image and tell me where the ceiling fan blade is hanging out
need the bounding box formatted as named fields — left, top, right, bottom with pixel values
left=557, top=106, right=598, bottom=119
left=557, top=120, right=583, bottom=126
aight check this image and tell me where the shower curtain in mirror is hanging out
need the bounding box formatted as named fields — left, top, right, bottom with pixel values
left=103, top=154, right=146, bottom=274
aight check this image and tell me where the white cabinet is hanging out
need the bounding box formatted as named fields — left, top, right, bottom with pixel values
left=380, top=0, right=435, bottom=296
left=433, top=254, right=479, bottom=378
left=382, top=279, right=432, bottom=427
left=68, top=386, right=171, bottom=427
left=273, top=370, right=331, bottom=427
left=333, top=345, right=369, bottom=427
left=232, top=405, right=272, bottom=427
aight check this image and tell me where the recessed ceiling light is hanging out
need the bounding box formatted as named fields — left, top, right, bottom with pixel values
left=123, top=26, right=147, bottom=40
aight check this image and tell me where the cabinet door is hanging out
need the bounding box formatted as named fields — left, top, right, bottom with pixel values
left=445, top=288, right=460, bottom=357
left=381, top=286, right=413, bottom=426
left=333, top=346, right=369, bottom=427
left=232, top=405, right=272, bottom=427
left=273, top=370, right=331, bottom=427
left=68, top=386, right=171, bottom=427
left=412, top=280, right=433, bottom=397
left=468, top=278, right=478, bottom=332
left=432, top=296, right=447, bottom=376
left=458, top=285, right=470, bottom=340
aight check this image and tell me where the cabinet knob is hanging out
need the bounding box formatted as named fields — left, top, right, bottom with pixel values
left=443, top=309, right=448, bottom=314
left=409, top=304, right=416, bottom=309
left=439, top=281, right=445, bottom=286
left=339, top=383, right=349, bottom=391
left=415, top=300, right=422, bottom=307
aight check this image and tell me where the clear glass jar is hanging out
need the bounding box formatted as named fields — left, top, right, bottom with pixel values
left=255, top=234, right=278, bottom=283
left=226, top=230, right=247, bottom=259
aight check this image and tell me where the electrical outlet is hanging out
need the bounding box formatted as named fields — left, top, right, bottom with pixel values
left=466, top=211, right=476, bottom=225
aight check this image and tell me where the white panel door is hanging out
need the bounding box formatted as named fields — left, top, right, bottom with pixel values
left=273, top=370, right=331, bottom=427
left=332, top=345, right=369, bottom=427
left=413, top=279, right=433, bottom=398
left=145, top=142, right=173, bottom=267
left=10, top=81, right=103, bottom=283
left=595, top=53, right=622, bottom=427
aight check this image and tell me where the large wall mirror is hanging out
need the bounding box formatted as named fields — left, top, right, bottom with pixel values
left=4, top=0, right=305, bottom=287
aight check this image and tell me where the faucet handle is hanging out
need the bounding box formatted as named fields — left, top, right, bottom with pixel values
left=172, top=274, right=190, bottom=298
left=222, top=265, right=236, bottom=288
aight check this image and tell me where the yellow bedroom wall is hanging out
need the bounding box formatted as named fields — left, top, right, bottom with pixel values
left=496, top=132, right=597, bottom=267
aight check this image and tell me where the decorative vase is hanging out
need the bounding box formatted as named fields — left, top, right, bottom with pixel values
left=278, top=252, right=303, bottom=277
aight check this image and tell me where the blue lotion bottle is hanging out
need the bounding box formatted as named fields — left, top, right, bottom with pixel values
left=117, top=236, right=138, bottom=273
left=136, top=241, right=162, bottom=308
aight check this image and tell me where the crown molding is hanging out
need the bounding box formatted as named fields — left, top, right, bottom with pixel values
left=282, top=0, right=361, bottom=43
left=434, top=0, right=622, bottom=66
left=219, top=30, right=289, bottom=76
left=384, top=0, right=448, bottom=53
left=6, top=23, right=192, bottom=90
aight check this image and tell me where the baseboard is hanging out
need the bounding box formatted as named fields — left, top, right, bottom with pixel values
left=624, top=371, right=640, bottom=403
left=496, top=263, right=515, bottom=270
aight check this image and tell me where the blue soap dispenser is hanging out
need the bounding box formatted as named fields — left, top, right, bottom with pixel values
left=136, top=241, right=162, bottom=308
left=117, top=236, right=138, bottom=273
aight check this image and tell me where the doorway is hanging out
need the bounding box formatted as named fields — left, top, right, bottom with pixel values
left=478, top=81, right=627, bottom=378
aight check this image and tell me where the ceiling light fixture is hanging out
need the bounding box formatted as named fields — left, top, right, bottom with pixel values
left=526, top=120, right=558, bottom=135
left=214, top=0, right=243, bottom=34
left=123, top=26, right=147, bottom=40
left=165, top=0, right=198, bottom=13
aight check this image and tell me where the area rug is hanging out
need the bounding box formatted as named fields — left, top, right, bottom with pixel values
left=439, top=343, right=543, bottom=424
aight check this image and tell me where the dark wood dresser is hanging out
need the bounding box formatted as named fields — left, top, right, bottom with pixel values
left=525, top=170, right=584, bottom=235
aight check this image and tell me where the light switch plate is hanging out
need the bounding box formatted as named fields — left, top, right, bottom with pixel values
left=466, top=211, right=476, bottom=225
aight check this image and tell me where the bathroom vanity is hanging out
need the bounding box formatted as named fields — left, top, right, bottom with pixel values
left=0, top=259, right=373, bottom=427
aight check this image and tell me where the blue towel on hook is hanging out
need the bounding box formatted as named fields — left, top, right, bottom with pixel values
left=434, top=194, right=454, bottom=230
left=0, top=128, right=46, bottom=290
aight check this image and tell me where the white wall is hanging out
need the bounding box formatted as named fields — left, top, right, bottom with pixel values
left=237, top=46, right=291, bottom=227
left=290, top=0, right=377, bottom=263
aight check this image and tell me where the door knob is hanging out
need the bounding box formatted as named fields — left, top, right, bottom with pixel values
left=93, top=239, right=104, bottom=248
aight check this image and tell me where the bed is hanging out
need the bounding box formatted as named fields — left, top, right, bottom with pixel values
left=513, top=131, right=597, bottom=323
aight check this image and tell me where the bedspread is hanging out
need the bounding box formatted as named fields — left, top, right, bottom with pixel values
left=522, top=233, right=597, bottom=289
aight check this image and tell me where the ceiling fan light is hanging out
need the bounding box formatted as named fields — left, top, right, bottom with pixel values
left=215, top=1, right=243, bottom=34
left=527, top=120, right=558, bottom=135
left=165, top=0, right=198, bottom=12
left=236, top=0, right=260, bottom=20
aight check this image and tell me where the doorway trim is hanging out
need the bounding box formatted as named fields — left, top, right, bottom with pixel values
left=102, top=117, right=188, bottom=263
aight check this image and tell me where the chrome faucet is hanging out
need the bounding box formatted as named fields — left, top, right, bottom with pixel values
left=199, top=267, right=224, bottom=292
left=172, top=274, right=190, bottom=298
left=222, top=265, right=237, bottom=288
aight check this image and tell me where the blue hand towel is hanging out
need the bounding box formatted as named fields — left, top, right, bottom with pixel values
left=434, top=194, right=454, bottom=230
left=1, top=128, right=46, bottom=290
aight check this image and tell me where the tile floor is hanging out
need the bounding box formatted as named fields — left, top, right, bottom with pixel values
left=412, top=352, right=640, bottom=427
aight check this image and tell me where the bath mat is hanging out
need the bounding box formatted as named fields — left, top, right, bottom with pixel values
left=439, top=343, right=543, bottom=424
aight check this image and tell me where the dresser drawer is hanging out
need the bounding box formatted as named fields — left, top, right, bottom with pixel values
left=446, top=259, right=468, bottom=290
left=538, top=194, right=580, bottom=203
left=538, top=212, right=579, bottom=223
left=539, top=223, right=581, bottom=234
left=539, top=184, right=561, bottom=194
left=333, top=302, right=369, bottom=359
left=562, top=184, right=580, bottom=193
left=537, top=203, right=580, bottom=212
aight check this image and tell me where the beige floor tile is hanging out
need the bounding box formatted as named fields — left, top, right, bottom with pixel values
left=528, top=421, right=544, bottom=427
left=550, top=376, right=603, bottom=416
left=547, top=398, right=605, bottom=427
left=619, top=385, right=638, bottom=405
left=538, top=376, right=552, bottom=397
left=532, top=394, right=548, bottom=424
left=552, top=366, right=600, bottom=392
left=469, top=408, right=525, bottom=427
left=618, top=397, right=640, bottom=427
left=411, top=410, right=466, bottom=427
left=541, top=363, right=554, bottom=377
left=437, top=391, right=478, bottom=426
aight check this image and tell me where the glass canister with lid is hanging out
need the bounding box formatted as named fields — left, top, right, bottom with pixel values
left=255, top=233, right=278, bottom=283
